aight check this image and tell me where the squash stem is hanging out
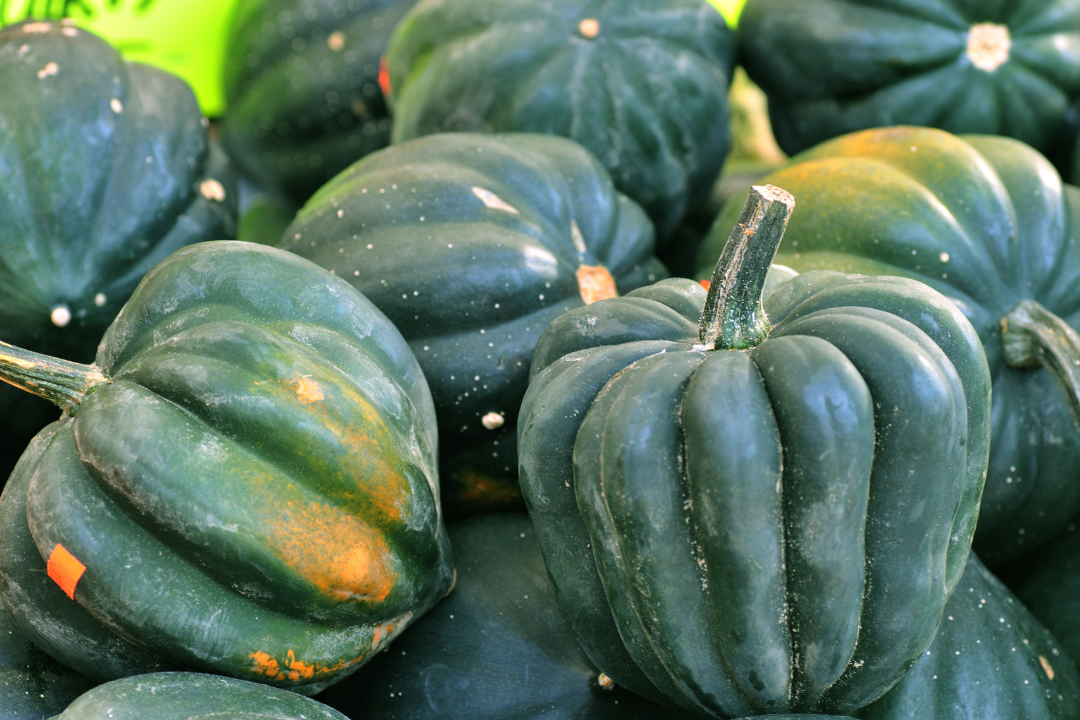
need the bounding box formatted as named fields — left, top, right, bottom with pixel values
left=0, top=341, right=108, bottom=414
left=1001, top=300, right=1080, bottom=438
left=698, top=184, right=795, bottom=350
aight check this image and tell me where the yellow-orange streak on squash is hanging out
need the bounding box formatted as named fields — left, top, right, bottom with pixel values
left=576, top=264, right=617, bottom=305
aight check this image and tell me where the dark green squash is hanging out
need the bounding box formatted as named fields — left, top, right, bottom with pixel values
left=858, top=553, right=1080, bottom=719
left=0, top=591, right=95, bottom=719
left=53, top=672, right=348, bottom=719
left=280, top=132, right=666, bottom=515
left=221, top=0, right=418, bottom=204
left=317, top=513, right=678, bottom=720
left=739, top=0, right=1080, bottom=162
left=697, top=127, right=1080, bottom=564
left=383, top=0, right=736, bottom=241
left=0, top=241, right=453, bottom=694
left=1015, top=521, right=1080, bottom=673
left=518, top=187, right=991, bottom=717
left=0, top=20, right=237, bottom=482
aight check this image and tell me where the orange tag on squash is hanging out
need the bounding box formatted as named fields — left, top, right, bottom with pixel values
left=47, top=544, right=86, bottom=600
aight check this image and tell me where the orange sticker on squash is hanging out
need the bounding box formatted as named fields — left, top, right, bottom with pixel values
left=47, top=544, right=86, bottom=600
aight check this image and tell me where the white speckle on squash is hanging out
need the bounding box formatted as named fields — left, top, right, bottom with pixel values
left=37, top=62, right=58, bottom=79
left=110, top=98, right=123, bottom=114
left=50, top=306, right=71, bottom=327
left=61, top=27, right=77, bottom=37
left=94, top=293, right=107, bottom=307
left=327, top=31, right=346, bottom=51
left=22, top=22, right=53, bottom=34
left=482, top=412, right=504, bottom=430
left=200, top=179, right=226, bottom=202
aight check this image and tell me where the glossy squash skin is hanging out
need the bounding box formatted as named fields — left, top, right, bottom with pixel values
left=697, top=127, right=1080, bottom=564
left=0, top=21, right=237, bottom=482
left=0, top=591, right=95, bottom=719
left=221, top=0, right=417, bottom=204
left=858, top=553, right=1080, bottom=720
left=318, top=513, right=677, bottom=720
left=383, top=0, right=736, bottom=241
left=54, top=672, right=348, bottom=720
left=739, top=0, right=1080, bottom=160
left=519, top=189, right=991, bottom=718
left=0, top=241, right=453, bottom=695
left=280, top=133, right=666, bottom=515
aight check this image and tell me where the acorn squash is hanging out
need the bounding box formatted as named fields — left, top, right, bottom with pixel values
left=739, top=0, right=1080, bottom=162
left=0, top=241, right=453, bottom=694
left=698, top=127, right=1080, bottom=564
left=383, top=0, right=736, bottom=241
left=280, top=133, right=666, bottom=515
left=858, top=553, right=1080, bottom=719
left=519, top=187, right=990, bottom=717
left=221, top=0, right=417, bottom=204
left=53, top=672, right=348, bottom=720
left=0, top=20, right=237, bottom=482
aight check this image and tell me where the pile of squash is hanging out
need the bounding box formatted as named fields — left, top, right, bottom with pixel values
left=3, top=1, right=1080, bottom=718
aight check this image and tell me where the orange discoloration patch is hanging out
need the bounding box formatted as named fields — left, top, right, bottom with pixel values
left=699, top=279, right=711, bottom=291
left=47, top=544, right=86, bottom=600
left=576, top=264, right=617, bottom=305
left=272, top=500, right=398, bottom=602
left=292, top=375, right=325, bottom=404
left=250, top=651, right=281, bottom=680
left=1040, top=655, right=1055, bottom=680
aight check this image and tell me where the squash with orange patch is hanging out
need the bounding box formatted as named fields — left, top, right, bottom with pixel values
left=0, top=241, right=453, bottom=695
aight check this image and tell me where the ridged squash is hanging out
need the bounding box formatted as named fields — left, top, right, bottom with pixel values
left=519, top=187, right=990, bottom=717
left=0, top=242, right=452, bottom=694
left=383, top=0, right=736, bottom=241
left=0, top=20, right=237, bottom=481
left=739, top=0, right=1080, bottom=161
left=280, top=133, right=666, bottom=515
left=698, top=127, right=1080, bottom=564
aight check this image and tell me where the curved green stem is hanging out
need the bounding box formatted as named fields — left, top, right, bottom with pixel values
left=1001, top=299, right=1080, bottom=437
left=0, top=341, right=108, bottom=414
left=699, top=184, right=795, bottom=350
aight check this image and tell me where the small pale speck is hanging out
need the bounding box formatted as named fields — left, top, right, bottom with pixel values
left=327, top=31, right=346, bottom=51
left=50, top=306, right=71, bottom=327
left=579, top=18, right=600, bottom=38
left=200, top=179, right=226, bottom=202
left=337, top=209, right=344, bottom=218
left=110, top=98, right=123, bottom=114
left=482, top=412, right=505, bottom=430
left=37, top=62, right=59, bottom=79
left=61, top=27, right=78, bottom=37
left=94, top=293, right=107, bottom=307
left=939, top=252, right=950, bottom=262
